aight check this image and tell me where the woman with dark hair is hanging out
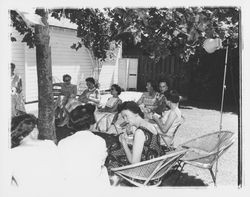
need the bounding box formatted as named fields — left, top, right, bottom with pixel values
left=78, top=77, right=101, bottom=106
left=10, top=114, right=63, bottom=194
left=137, top=80, right=160, bottom=119
left=106, top=101, right=164, bottom=168
left=56, top=103, right=96, bottom=141
left=95, top=84, right=123, bottom=133
left=11, top=63, right=26, bottom=117
left=152, top=91, right=182, bottom=146
left=99, top=84, right=122, bottom=113
left=11, top=113, right=38, bottom=148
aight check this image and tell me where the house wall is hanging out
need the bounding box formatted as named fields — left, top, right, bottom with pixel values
left=11, top=26, right=95, bottom=102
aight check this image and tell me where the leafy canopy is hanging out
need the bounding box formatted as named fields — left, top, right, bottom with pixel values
left=11, top=7, right=239, bottom=62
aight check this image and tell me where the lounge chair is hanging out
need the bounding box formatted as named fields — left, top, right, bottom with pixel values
left=177, top=130, right=235, bottom=185
left=110, top=149, right=187, bottom=187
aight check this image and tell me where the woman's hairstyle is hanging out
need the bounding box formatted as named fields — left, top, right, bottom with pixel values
left=85, top=77, right=95, bottom=85
left=11, top=63, right=16, bottom=70
left=118, top=101, right=144, bottom=118
left=164, top=90, right=180, bottom=103
left=11, top=113, right=38, bottom=148
left=158, top=79, right=169, bottom=87
left=63, top=74, right=71, bottom=82
left=146, top=80, right=157, bottom=91
left=68, top=103, right=96, bottom=132
left=111, top=84, right=122, bottom=95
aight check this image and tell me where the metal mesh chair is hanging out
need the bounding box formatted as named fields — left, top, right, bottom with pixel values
left=177, top=130, right=235, bottom=185
left=110, top=149, right=187, bottom=187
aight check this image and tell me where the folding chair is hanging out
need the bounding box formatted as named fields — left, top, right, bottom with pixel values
left=110, top=149, right=187, bottom=187
left=95, top=112, right=118, bottom=133
left=177, top=130, right=235, bottom=185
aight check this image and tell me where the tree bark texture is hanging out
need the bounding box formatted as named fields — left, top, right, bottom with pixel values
left=35, top=10, right=56, bottom=141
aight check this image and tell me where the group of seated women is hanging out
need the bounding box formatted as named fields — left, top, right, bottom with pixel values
left=10, top=83, right=182, bottom=189
left=95, top=79, right=182, bottom=146
left=53, top=75, right=101, bottom=126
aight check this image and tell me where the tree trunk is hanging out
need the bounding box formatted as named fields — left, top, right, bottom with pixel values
left=35, top=9, right=56, bottom=142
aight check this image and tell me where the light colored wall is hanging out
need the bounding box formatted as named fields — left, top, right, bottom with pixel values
left=12, top=26, right=95, bottom=102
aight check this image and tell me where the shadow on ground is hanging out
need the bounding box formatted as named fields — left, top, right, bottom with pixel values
left=161, top=170, right=207, bottom=186
left=115, top=170, right=207, bottom=187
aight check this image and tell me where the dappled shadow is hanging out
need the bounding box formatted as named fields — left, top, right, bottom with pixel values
left=112, top=170, right=207, bottom=187
left=161, top=170, right=207, bottom=186
left=180, top=100, right=239, bottom=115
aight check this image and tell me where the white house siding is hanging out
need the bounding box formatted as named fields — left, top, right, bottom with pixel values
left=24, top=26, right=94, bottom=102
left=50, top=27, right=93, bottom=95
left=98, top=65, right=115, bottom=91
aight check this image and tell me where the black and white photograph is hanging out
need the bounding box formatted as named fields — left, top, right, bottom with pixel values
left=0, top=0, right=248, bottom=196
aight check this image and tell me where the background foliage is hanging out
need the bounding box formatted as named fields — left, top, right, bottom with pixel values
left=11, top=7, right=239, bottom=105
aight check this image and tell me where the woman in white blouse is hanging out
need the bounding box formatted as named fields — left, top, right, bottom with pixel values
left=95, top=84, right=122, bottom=133
left=152, top=91, right=182, bottom=146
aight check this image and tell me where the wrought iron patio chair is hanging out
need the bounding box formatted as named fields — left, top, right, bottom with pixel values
left=110, top=149, right=187, bottom=187
left=177, top=130, right=235, bottom=185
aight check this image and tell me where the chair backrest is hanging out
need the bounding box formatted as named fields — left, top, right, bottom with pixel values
left=111, top=149, right=187, bottom=186
left=180, top=130, right=235, bottom=162
left=53, top=85, right=62, bottom=100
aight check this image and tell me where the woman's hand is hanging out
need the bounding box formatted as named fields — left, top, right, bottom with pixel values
left=152, top=114, right=160, bottom=121
left=119, top=133, right=127, bottom=145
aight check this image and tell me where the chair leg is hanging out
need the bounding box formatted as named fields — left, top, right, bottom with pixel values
left=209, top=168, right=216, bottom=186
left=173, top=162, right=185, bottom=185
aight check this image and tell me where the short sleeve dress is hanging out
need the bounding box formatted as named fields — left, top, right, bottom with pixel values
left=105, top=126, right=164, bottom=169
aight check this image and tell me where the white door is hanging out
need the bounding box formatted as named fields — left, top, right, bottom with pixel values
left=127, top=59, right=138, bottom=90
left=118, top=58, right=138, bottom=90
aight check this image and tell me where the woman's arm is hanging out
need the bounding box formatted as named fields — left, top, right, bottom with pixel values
left=101, top=99, right=122, bottom=113
left=137, top=93, right=145, bottom=105
left=70, top=85, right=77, bottom=98
left=88, top=90, right=101, bottom=104
left=152, top=110, right=177, bottom=134
left=78, top=89, right=88, bottom=103
left=16, top=78, right=22, bottom=93
left=120, top=129, right=145, bottom=164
